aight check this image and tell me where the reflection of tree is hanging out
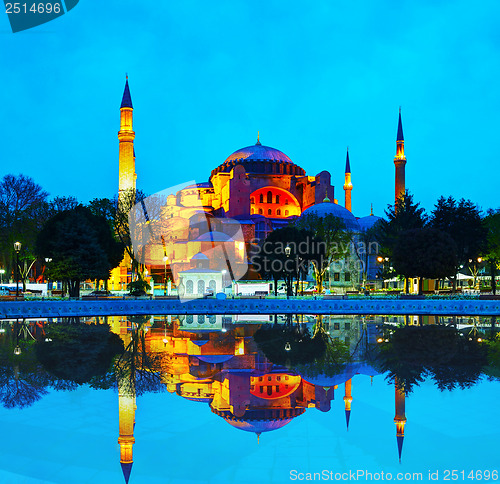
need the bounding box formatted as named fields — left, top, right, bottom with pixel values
left=376, top=325, right=488, bottom=393
left=114, top=316, right=165, bottom=396
left=0, top=321, right=50, bottom=409
left=36, top=322, right=123, bottom=385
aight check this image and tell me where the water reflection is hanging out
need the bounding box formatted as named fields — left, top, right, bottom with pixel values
left=0, top=314, right=499, bottom=482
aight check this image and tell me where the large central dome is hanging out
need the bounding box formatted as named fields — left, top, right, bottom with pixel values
left=211, top=140, right=306, bottom=178
left=225, top=143, right=293, bottom=163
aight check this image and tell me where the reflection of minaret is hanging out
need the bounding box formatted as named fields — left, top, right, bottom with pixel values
left=343, top=378, right=352, bottom=430
left=343, top=148, right=353, bottom=212
left=394, top=107, right=406, bottom=202
left=394, top=378, right=406, bottom=463
left=118, top=334, right=136, bottom=484
left=118, top=76, right=136, bottom=198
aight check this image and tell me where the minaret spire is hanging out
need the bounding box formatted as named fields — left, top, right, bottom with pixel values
left=118, top=75, right=136, bottom=198
left=343, top=147, right=353, bottom=212
left=394, top=378, right=407, bottom=463
left=343, top=378, right=353, bottom=430
left=394, top=107, right=406, bottom=203
left=256, top=131, right=261, bottom=145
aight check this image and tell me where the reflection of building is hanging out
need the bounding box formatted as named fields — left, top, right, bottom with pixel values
left=114, top=79, right=410, bottom=289
left=113, top=316, right=409, bottom=482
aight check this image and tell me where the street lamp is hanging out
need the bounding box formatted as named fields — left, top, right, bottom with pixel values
left=285, top=244, right=291, bottom=298
left=45, top=258, right=52, bottom=297
left=163, top=255, right=168, bottom=296
left=14, top=242, right=21, bottom=298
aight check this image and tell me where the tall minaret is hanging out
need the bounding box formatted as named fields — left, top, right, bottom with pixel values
left=118, top=76, right=136, bottom=198
left=394, top=378, right=407, bottom=463
left=343, top=148, right=353, bottom=212
left=394, top=107, right=406, bottom=203
left=343, top=378, right=353, bottom=430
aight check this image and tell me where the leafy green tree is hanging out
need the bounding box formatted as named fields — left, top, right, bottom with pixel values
left=392, top=228, right=458, bottom=294
left=429, top=196, right=488, bottom=291
left=482, top=210, right=500, bottom=294
left=36, top=207, right=123, bottom=297
left=294, top=212, right=351, bottom=293
left=251, top=226, right=313, bottom=296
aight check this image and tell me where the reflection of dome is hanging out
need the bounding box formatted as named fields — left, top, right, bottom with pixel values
left=357, top=215, right=382, bottom=231
left=194, top=232, right=235, bottom=242
left=212, top=408, right=305, bottom=433
left=300, top=202, right=361, bottom=231
left=211, top=141, right=306, bottom=177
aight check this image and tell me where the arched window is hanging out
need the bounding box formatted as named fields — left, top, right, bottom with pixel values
left=267, top=191, right=272, bottom=203
left=198, top=315, right=205, bottom=324
left=276, top=195, right=280, bottom=204
left=259, top=208, right=263, bottom=215
left=197, top=280, right=205, bottom=294
left=209, top=315, right=216, bottom=324
left=277, top=209, right=281, bottom=216
left=259, top=194, right=264, bottom=203
left=209, top=280, right=216, bottom=291
left=268, top=209, right=272, bottom=215
left=285, top=199, right=289, bottom=205
left=250, top=197, right=255, bottom=204
left=186, top=280, right=193, bottom=294
left=285, top=210, right=289, bottom=216
left=186, top=314, right=193, bottom=324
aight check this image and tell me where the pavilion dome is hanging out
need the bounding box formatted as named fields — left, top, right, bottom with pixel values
left=211, top=140, right=306, bottom=178
left=357, top=214, right=382, bottom=231
left=300, top=202, right=361, bottom=232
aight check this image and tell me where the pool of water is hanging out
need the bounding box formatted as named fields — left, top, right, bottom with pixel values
left=0, top=314, right=498, bottom=483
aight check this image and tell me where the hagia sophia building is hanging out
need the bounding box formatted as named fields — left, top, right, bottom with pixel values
left=111, top=77, right=407, bottom=290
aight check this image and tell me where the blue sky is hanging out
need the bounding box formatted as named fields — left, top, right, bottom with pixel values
left=1, top=0, right=499, bottom=217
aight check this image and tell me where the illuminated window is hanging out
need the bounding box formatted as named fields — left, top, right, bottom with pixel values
left=334, top=323, right=340, bottom=330
left=285, top=210, right=289, bottom=216
left=277, top=209, right=281, bottom=216
left=267, top=191, right=272, bottom=203
left=276, top=195, right=280, bottom=204
left=334, top=273, right=340, bottom=281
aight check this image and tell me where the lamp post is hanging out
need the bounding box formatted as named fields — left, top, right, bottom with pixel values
left=163, top=255, right=168, bottom=296
left=45, top=258, right=52, bottom=297
left=285, top=244, right=291, bottom=299
left=14, top=242, right=21, bottom=298
left=222, top=269, right=227, bottom=295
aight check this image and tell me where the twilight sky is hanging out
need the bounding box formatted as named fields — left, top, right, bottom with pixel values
left=1, top=0, right=499, bottom=217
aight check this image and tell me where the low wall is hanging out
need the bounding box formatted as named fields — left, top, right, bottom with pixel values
left=1, top=298, right=500, bottom=318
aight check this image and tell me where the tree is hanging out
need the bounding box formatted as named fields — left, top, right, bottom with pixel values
left=429, top=197, right=488, bottom=291
left=482, top=210, right=500, bottom=295
left=377, top=192, right=427, bottom=258
left=36, top=207, right=123, bottom=297
left=392, top=228, right=457, bottom=294
left=0, top=174, right=49, bottom=282
left=294, top=212, right=351, bottom=293
left=251, top=226, right=313, bottom=296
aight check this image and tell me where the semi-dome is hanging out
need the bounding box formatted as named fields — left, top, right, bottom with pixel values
left=357, top=214, right=382, bottom=231
left=300, top=202, right=361, bottom=231
left=211, top=140, right=306, bottom=178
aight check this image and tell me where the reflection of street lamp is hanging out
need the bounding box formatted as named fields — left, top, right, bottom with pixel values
left=0, top=269, right=4, bottom=283
left=14, top=242, right=21, bottom=298
left=222, top=269, right=227, bottom=294
left=163, top=255, right=168, bottom=296
left=285, top=341, right=291, bottom=351
left=285, top=245, right=291, bottom=298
